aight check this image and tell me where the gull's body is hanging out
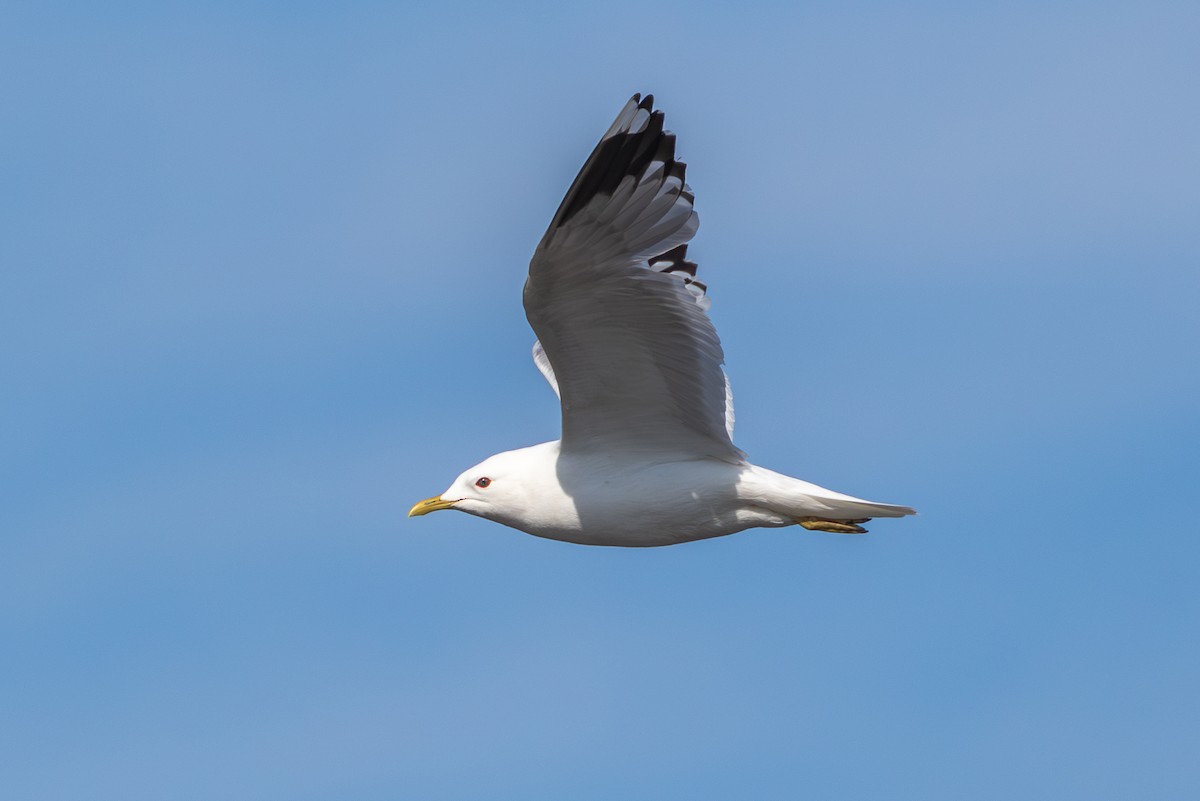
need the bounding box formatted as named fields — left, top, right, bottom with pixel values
left=411, top=94, right=915, bottom=547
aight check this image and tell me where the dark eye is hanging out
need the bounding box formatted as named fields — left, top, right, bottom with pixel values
left=475, top=477, right=491, bottom=488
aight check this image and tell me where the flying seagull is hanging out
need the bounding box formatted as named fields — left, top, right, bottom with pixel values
left=410, top=94, right=915, bottom=546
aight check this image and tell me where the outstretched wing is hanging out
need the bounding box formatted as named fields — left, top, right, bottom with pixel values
left=524, top=94, right=742, bottom=462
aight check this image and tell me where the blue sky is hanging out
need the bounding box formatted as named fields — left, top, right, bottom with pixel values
left=3, top=1, right=1199, bottom=798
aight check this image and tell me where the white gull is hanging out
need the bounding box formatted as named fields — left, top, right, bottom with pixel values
left=410, top=94, right=915, bottom=547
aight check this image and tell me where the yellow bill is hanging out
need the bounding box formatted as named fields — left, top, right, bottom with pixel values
left=408, top=496, right=458, bottom=517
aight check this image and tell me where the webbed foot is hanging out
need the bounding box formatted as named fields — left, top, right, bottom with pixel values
left=797, top=517, right=870, bottom=534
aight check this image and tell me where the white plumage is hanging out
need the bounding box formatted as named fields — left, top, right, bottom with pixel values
left=409, top=94, right=915, bottom=546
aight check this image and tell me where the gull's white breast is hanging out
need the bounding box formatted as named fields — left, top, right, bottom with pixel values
left=487, top=443, right=792, bottom=547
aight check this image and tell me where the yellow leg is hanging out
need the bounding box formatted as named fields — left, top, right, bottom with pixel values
left=797, top=517, right=870, bottom=534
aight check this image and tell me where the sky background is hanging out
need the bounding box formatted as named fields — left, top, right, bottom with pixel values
left=3, top=1, right=1199, bottom=799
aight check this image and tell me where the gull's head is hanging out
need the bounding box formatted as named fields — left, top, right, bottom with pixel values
left=408, top=449, right=537, bottom=522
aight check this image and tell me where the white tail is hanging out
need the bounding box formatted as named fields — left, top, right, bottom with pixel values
left=744, top=465, right=917, bottom=521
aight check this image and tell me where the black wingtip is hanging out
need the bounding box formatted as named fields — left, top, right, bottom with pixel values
left=548, top=93, right=684, bottom=230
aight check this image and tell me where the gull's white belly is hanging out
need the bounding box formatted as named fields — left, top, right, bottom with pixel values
left=496, top=453, right=792, bottom=547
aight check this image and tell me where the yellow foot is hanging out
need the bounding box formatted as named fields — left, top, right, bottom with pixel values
left=797, top=517, right=870, bottom=534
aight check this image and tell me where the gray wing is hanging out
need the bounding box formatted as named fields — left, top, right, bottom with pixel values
left=524, top=94, right=742, bottom=462
left=530, top=251, right=736, bottom=441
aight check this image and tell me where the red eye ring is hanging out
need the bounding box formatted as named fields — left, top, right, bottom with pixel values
left=475, top=477, right=491, bottom=488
